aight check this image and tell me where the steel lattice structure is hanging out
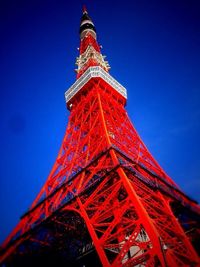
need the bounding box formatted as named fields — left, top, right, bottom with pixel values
left=0, top=7, right=200, bottom=267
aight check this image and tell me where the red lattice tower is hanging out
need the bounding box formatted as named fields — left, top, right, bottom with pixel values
left=1, top=7, right=200, bottom=267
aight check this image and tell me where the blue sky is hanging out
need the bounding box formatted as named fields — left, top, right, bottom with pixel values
left=0, top=0, right=200, bottom=244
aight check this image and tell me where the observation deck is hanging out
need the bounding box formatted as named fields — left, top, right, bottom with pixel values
left=65, top=66, right=127, bottom=109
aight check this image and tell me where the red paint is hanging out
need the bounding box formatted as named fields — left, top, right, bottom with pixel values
left=1, top=7, right=200, bottom=267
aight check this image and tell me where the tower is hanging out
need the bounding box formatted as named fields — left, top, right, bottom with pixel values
left=1, top=6, right=200, bottom=267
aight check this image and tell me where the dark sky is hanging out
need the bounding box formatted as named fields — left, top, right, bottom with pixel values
left=0, top=0, right=200, bottom=243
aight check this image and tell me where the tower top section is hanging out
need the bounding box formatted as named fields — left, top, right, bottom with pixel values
left=75, top=7, right=110, bottom=78
left=65, top=8, right=127, bottom=109
left=80, top=5, right=96, bottom=40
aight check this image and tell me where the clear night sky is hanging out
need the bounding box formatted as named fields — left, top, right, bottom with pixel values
left=0, top=0, right=200, bottom=244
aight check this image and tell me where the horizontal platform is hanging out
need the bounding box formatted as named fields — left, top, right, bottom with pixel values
left=65, top=66, right=127, bottom=104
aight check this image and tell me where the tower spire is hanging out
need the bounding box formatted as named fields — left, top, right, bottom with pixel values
left=80, top=6, right=96, bottom=40
left=76, top=7, right=110, bottom=78
left=82, top=4, right=87, bottom=14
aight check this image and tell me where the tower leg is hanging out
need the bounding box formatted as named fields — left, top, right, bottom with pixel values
left=77, top=197, right=111, bottom=267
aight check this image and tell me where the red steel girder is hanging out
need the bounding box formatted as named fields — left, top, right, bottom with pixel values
left=1, top=79, right=200, bottom=267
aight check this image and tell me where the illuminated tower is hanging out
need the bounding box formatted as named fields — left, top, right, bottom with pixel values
left=1, top=7, right=200, bottom=267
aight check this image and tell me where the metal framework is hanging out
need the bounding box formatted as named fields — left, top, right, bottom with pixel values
left=0, top=7, right=200, bottom=267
